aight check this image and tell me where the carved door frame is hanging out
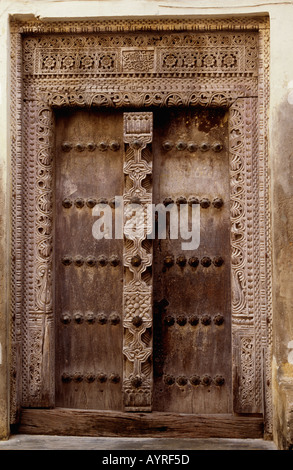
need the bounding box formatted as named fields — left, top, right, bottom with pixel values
left=10, top=17, right=272, bottom=436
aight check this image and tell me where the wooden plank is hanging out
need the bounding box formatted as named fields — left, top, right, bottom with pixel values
left=19, top=409, right=263, bottom=439
left=152, top=107, right=232, bottom=415
left=54, top=109, right=124, bottom=411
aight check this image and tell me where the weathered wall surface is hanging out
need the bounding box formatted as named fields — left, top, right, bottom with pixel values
left=0, top=6, right=10, bottom=441
left=270, top=10, right=293, bottom=449
left=0, top=0, right=293, bottom=448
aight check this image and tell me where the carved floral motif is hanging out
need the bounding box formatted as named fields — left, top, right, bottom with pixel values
left=122, top=112, right=153, bottom=411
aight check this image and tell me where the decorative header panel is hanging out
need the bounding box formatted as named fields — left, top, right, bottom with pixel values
left=23, top=32, right=258, bottom=78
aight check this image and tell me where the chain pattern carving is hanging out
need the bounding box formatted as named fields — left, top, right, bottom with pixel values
left=10, top=17, right=271, bottom=432
left=122, top=112, right=153, bottom=411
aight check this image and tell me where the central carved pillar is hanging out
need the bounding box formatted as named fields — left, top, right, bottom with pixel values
left=122, top=112, right=153, bottom=411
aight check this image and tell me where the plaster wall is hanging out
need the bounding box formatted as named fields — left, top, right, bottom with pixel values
left=0, top=0, right=293, bottom=448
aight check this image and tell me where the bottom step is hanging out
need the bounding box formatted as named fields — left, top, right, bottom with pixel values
left=19, top=408, right=263, bottom=439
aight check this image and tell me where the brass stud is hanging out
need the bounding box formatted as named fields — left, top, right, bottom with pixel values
left=176, top=255, right=187, bottom=267
left=201, top=314, right=212, bottom=326
left=62, top=198, right=72, bottom=208
left=131, top=255, right=142, bottom=267
left=86, top=198, right=97, bottom=208
left=176, top=196, right=187, bottom=205
left=200, top=198, right=210, bottom=209
left=74, top=198, right=84, bottom=208
left=61, top=142, right=72, bottom=152
left=187, top=142, right=198, bottom=153
left=87, top=142, right=96, bottom=152
left=164, top=375, right=175, bottom=386
left=201, top=375, right=212, bottom=386
left=109, top=197, right=121, bottom=209
left=73, top=312, right=83, bottom=324
left=74, top=255, right=84, bottom=267
left=176, top=376, right=188, bottom=386
left=132, top=315, right=143, bottom=327
left=214, top=375, right=225, bottom=386
left=177, top=315, right=187, bottom=326
left=97, top=373, right=107, bottom=383
left=109, top=141, right=120, bottom=151
left=162, top=141, right=173, bottom=151
left=130, top=195, right=141, bottom=205
left=189, top=315, right=199, bottom=326
left=61, top=313, right=71, bottom=324
left=76, top=143, right=85, bottom=152
left=176, top=141, right=187, bottom=151
left=214, top=314, right=224, bottom=326
left=200, top=142, right=210, bottom=152
left=85, top=255, right=96, bottom=267
left=164, top=255, right=174, bottom=268
left=201, top=256, right=211, bottom=267
left=61, top=373, right=72, bottom=383
left=212, top=142, right=223, bottom=153
left=188, top=256, right=199, bottom=268
left=164, top=315, right=175, bottom=327
left=97, top=313, right=107, bottom=325
left=188, top=196, right=200, bottom=206
left=213, top=256, right=224, bottom=267
left=163, top=197, right=174, bottom=206
left=97, top=197, right=108, bottom=205
left=61, top=255, right=72, bottom=266
left=97, top=255, right=107, bottom=267
left=73, top=372, right=83, bottom=383
left=131, top=375, right=142, bottom=388
left=98, top=141, right=108, bottom=151
left=85, top=311, right=95, bottom=324
left=190, top=375, right=201, bottom=386
left=109, top=312, right=120, bottom=325
left=85, top=373, right=96, bottom=383
left=132, top=139, right=142, bottom=149
left=109, top=255, right=120, bottom=267
left=109, top=373, right=120, bottom=384
left=212, top=197, right=224, bottom=209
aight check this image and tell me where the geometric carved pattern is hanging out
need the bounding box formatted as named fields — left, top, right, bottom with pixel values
left=23, top=33, right=258, bottom=77
left=122, top=112, right=153, bottom=411
left=10, top=17, right=272, bottom=434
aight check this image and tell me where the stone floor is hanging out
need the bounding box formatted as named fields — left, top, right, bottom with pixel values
left=0, top=435, right=278, bottom=450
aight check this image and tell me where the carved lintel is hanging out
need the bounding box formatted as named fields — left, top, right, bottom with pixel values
left=123, top=112, right=153, bottom=412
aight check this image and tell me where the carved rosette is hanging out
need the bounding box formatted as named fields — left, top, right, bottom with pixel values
left=122, top=112, right=153, bottom=411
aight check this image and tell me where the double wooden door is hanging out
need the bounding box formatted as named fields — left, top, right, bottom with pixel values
left=54, top=106, right=231, bottom=414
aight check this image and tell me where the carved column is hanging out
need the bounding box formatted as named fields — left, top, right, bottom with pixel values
left=230, top=98, right=262, bottom=414
left=122, top=112, right=153, bottom=411
left=23, top=101, right=55, bottom=407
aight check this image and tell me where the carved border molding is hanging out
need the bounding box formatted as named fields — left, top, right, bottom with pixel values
left=10, top=17, right=272, bottom=435
left=122, top=112, right=153, bottom=411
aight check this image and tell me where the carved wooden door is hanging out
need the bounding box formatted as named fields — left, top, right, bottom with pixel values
left=54, top=107, right=230, bottom=414
left=55, top=108, right=124, bottom=410
left=152, top=108, right=231, bottom=413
